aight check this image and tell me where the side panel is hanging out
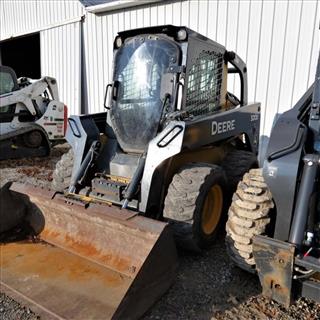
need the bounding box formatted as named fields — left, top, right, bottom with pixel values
left=183, top=103, right=260, bottom=153
left=263, top=87, right=313, bottom=241
left=140, top=103, right=260, bottom=213
left=140, top=121, right=185, bottom=213
left=36, top=101, right=65, bottom=141
left=66, top=113, right=106, bottom=179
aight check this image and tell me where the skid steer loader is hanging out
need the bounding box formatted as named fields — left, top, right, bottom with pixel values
left=0, top=65, right=67, bottom=160
left=1, top=26, right=260, bottom=319
left=226, top=49, right=320, bottom=306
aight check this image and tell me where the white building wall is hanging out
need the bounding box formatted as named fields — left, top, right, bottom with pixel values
left=41, top=22, right=82, bottom=115
left=0, top=0, right=84, bottom=40
left=0, top=0, right=84, bottom=115
left=1, top=0, right=319, bottom=138
left=83, top=0, right=319, bottom=137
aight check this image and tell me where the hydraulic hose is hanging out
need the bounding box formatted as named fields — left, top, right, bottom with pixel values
left=289, top=154, right=319, bottom=246
left=68, top=140, right=101, bottom=193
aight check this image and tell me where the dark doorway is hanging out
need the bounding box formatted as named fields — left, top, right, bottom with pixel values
left=0, top=33, right=41, bottom=79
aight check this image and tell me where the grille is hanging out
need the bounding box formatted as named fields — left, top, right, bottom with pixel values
left=117, top=62, right=160, bottom=101
left=186, top=51, right=223, bottom=117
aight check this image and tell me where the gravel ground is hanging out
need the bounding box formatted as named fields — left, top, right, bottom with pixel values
left=0, top=146, right=69, bottom=189
left=0, top=293, right=39, bottom=320
left=1, top=147, right=320, bottom=320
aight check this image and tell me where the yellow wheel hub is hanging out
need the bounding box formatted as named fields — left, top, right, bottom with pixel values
left=201, top=184, right=223, bottom=235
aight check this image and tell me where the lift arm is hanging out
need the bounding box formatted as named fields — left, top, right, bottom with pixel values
left=0, top=77, right=60, bottom=116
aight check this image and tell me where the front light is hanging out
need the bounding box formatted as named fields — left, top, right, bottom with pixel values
left=115, top=36, right=122, bottom=48
left=177, top=29, right=187, bottom=41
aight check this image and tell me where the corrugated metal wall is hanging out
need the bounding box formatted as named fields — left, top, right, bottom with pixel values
left=41, top=22, right=82, bottom=115
left=82, top=0, right=319, bottom=137
left=1, top=0, right=319, bottom=137
left=0, top=0, right=83, bottom=40
left=0, top=0, right=83, bottom=115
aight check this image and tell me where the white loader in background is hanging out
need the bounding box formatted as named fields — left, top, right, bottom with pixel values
left=0, top=65, right=67, bottom=160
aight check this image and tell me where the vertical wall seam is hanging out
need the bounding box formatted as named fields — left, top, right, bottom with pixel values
left=171, top=2, right=174, bottom=24
left=105, top=15, right=110, bottom=95
left=101, top=15, right=106, bottom=91
left=215, top=0, right=219, bottom=41
left=254, top=1, right=264, bottom=101
left=262, top=0, right=276, bottom=134
left=187, top=0, right=190, bottom=26
left=197, top=0, right=200, bottom=32
left=233, top=0, right=240, bottom=92
left=276, top=0, right=289, bottom=114
left=178, top=1, right=181, bottom=26
left=179, top=1, right=182, bottom=27
left=306, top=0, right=318, bottom=88
left=245, top=0, right=252, bottom=64
left=225, top=0, right=229, bottom=46
left=156, top=3, right=159, bottom=26
left=205, top=0, right=209, bottom=37
left=290, top=0, right=303, bottom=107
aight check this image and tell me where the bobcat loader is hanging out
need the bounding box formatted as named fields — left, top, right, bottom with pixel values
left=1, top=26, right=261, bottom=319
left=0, top=65, right=67, bottom=160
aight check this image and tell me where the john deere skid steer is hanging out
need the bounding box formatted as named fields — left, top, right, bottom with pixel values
left=1, top=26, right=260, bottom=319
left=226, top=49, right=320, bottom=306
left=0, top=66, right=67, bottom=160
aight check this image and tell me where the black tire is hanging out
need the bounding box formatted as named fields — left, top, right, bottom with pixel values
left=23, top=130, right=43, bottom=148
left=163, top=163, right=228, bottom=251
left=51, top=149, right=74, bottom=192
left=222, top=149, right=258, bottom=191
left=225, top=168, right=274, bottom=273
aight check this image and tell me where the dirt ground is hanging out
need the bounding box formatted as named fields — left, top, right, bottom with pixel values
left=0, top=146, right=319, bottom=320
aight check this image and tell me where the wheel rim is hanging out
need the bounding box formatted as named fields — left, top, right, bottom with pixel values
left=24, top=131, right=43, bottom=148
left=201, top=184, right=223, bottom=235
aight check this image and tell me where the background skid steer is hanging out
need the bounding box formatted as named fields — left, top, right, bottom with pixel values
left=0, top=66, right=67, bottom=160
left=1, top=25, right=260, bottom=319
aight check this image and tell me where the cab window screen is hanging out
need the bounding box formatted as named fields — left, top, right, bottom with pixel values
left=186, top=51, right=223, bottom=117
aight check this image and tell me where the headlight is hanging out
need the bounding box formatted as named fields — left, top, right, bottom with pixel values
left=115, top=36, right=122, bottom=48
left=177, top=29, right=187, bottom=41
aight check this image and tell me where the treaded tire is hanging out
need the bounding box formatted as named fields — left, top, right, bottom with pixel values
left=163, top=163, right=227, bottom=251
left=51, top=149, right=74, bottom=192
left=222, top=149, right=258, bottom=191
left=225, top=168, right=274, bottom=273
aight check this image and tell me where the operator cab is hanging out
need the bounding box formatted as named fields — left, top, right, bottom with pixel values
left=0, top=66, right=19, bottom=122
left=105, top=25, right=246, bottom=155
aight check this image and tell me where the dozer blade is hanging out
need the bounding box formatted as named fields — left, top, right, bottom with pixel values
left=1, top=183, right=178, bottom=320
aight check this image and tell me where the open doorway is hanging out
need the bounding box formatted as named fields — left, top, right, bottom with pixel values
left=0, top=33, right=41, bottom=79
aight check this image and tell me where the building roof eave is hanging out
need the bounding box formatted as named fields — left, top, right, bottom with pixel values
left=85, top=0, right=161, bottom=14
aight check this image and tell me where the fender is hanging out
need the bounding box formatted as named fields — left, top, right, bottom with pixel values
left=66, top=112, right=107, bottom=180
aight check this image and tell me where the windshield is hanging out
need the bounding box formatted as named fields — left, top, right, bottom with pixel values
left=110, top=36, right=179, bottom=153
left=0, top=71, right=15, bottom=95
